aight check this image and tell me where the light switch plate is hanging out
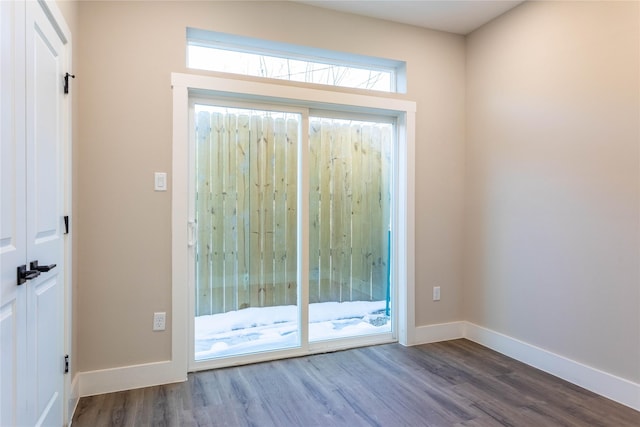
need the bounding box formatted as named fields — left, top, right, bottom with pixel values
left=433, top=286, right=441, bottom=301
left=154, top=172, right=167, bottom=191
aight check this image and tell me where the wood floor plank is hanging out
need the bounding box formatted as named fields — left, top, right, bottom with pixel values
left=72, top=340, right=640, bottom=427
left=359, top=345, right=479, bottom=422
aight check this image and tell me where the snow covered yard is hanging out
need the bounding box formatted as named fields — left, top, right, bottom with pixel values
left=195, top=300, right=390, bottom=359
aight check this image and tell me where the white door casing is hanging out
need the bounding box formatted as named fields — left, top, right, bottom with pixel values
left=171, top=73, right=416, bottom=374
left=1, top=1, right=68, bottom=425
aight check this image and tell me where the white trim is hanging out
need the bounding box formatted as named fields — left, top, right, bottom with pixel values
left=410, top=321, right=465, bottom=345
left=396, top=112, right=415, bottom=346
left=77, top=361, right=187, bottom=398
left=172, top=72, right=416, bottom=370
left=309, top=333, right=396, bottom=354
left=171, top=82, right=190, bottom=383
left=190, top=334, right=396, bottom=373
left=66, top=375, right=79, bottom=426
left=172, top=73, right=415, bottom=115
left=464, top=322, right=640, bottom=412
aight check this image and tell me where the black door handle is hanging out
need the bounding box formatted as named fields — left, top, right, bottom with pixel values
left=17, top=265, right=40, bottom=285
left=30, top=260, right=57, bottom=272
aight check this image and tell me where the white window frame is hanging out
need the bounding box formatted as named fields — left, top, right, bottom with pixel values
left=171, top=72, right=416, bottom=373
left=187, top=28, right=407, bottom=94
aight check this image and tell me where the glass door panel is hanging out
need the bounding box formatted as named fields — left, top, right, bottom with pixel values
left=308, top=117, right=393, bottom=342
left=193, top=104, right=300, bottom=360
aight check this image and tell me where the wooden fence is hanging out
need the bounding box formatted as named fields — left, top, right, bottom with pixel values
left=195, top=110, right=392, bottom=316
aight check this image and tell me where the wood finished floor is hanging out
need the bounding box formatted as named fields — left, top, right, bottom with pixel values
left=72, top=339, right=639, bottom=426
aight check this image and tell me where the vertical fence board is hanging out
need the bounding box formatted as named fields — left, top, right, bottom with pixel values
left=223, top=114, right=238, bottom=311
left=339, top=124, right=353, bottom=301
left=263, top=117, right=276, bottom=307
left=308, top=121, right=321, bottom=304
left=196, top=112, right=213, bottom=316
left=249, top=115, right=263, bottom=307
left=285, top=118, right=298, bottom=306
left=369, top=126, right=384, bottom=301
left=319, top=121, right=332, bottom=302
left=220, top=115, right=229, bottom=312
left=236, top=114, right=251, bottom=310
left=381, top=126, right=392, bottom=303
left=350, top=124, right=367, bottom=300
left=362, top=125, right=374, bottom=299
left=329, top=122, right=342, bottom=301
left=210, top=113, right=225, bottom=313
left=273, top=118, right=287, bottom=305
left=343, top=124, right=354, bottom=301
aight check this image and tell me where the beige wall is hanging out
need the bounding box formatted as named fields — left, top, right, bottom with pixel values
left=75, top=1, right=466, bottom=371
left=465, top=0, right=640, bottom=382
left=72, top=0, right=639, bottom=385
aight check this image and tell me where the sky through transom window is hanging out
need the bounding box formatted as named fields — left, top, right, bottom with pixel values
left=187, top=29, right=405, bottom=93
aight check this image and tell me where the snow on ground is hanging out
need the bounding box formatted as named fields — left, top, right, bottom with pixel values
left=195, top=300, right=390, bottom=360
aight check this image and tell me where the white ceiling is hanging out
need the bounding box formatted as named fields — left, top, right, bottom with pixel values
left=297, top=1, right=525, bottom=35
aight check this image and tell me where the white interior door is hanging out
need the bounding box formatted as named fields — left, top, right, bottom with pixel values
left=25, top=1, right=66, bottom=425
left=0, top=1, right=67, bottom=425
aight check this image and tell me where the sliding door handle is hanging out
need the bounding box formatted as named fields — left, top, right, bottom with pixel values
left=188, top=220, right=196, bottom=247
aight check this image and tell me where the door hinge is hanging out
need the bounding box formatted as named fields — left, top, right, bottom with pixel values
left=64, top=355, right=69, bottom=374
left=64, top=215, right=69, bottom=234
left=64, top=73, right=75, bottom=94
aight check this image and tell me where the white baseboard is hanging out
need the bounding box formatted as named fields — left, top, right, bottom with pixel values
left=67, top=374, right=79, bottom=426
left=73, top=321, right=640, bottom=413
left=74, top=322, right=465, bottom=396
left=464, top=322, right=640, bottom=412
left=411, top=321, right=465, bottom=345
left=78, top=360, right=187, bottom=397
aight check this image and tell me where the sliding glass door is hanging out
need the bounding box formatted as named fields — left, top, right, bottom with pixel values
left=193, top=104, right=300, bottom=360
left=191, top=100, right=395, bottom=366
left=308, top=117, right=393, bottom=342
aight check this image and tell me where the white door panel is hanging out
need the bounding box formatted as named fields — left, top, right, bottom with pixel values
left=0, top=0, right=26, bottom=292
left=0, top=303, right=15, bottom=427
left=27, top=1, right=63, bottom=259
left=1, top=0, right=67, bottom=425
left=31, top=276, right=62, bottom=426
left=0, top=1, right=27, bottom=425
left=0, top=299, right=24, bottom=427
left=26, top=1, right=65, bottom=425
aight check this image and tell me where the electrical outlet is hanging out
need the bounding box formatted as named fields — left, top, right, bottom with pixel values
left=433, top=286, right=441, bottom=301
left=153, top=312, right=166, bottom=331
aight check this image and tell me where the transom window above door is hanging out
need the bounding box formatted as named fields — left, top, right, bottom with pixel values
left=186, top=28, right=407, bottom=93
